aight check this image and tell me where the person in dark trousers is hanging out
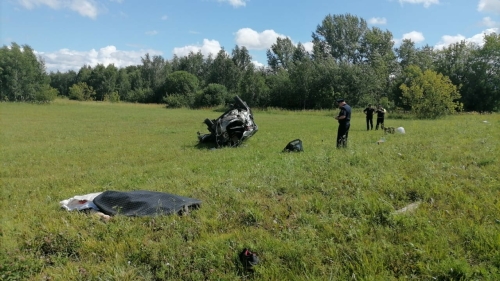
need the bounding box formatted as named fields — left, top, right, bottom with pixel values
left=334, top=99, right=351, bottom=148
left=375, top=105, right=386, bottom=130
left=363, top=104, right=375, bottom=130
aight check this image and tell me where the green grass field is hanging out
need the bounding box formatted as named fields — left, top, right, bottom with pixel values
left=1, top=99, right=499, bottom=280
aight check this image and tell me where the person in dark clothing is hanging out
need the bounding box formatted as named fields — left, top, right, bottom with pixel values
left=375, top=105, right=386, bottom=130
left=363, top=104, right=375, bottom=130
left=334, top=99, right=351, bottom=148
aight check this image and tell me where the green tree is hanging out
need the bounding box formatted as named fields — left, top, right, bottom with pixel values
left=461, top=33, right=500, bottom=112
left=163, top=71, right=199, bottom=107
left=49, top=70, right=77, bottom=97
left=0, top=43, right=52, bottom=102
left=308, top=57, right=337, bottom=109
left=267, top=37, right=296, bottom=72
left=207, top=49, right=239, bottom=93
left=396, top=39, right=418, bottom=70
left=123, top=65, right=148, bottom=103
left=115, top=68, right=131, bottom=101
left=239, top=64, right=270, bottom=107
left=400, top=65, right=461, bottom=118
left=76, top=65, right=92, bottom=84
left=68, top=82, right=96, bottom=101
left=35, top=84, right=58, bottom=102
left=266, top=69, right=293, bottom=108
left=416, top=45, right=435, bottom=71
left=141, top=54, right=169, bottom=102
left=289, top=53, right=314, bottom=109
left=88, top=64, right=118, bottom=101
left=196, top=83, right=228, bottom=107
left=177, top=51, right=207, bottom=84
left=232, top=45, right=252, bottom=72
left=359, top=27, right=397, bottom=104
left=312, top=13, right=368, bottom=64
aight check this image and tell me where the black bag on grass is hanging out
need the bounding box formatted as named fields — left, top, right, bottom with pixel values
left=283, top=139, right=303, bottom=152
left=93, top=190, right=201, bottom=217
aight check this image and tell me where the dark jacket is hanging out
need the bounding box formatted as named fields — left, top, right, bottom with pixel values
left=376, top=108, right=386, bottom=119
left=338, top=104, right=351, bottom=124
left=363, top=107, right=375, bottom=118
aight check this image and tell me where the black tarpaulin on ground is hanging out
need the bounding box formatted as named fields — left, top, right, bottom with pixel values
left=93, top=190, right=201, bottom=217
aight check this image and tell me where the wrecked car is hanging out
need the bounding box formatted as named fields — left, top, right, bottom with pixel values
left=198, top=96, right=258, bottom=147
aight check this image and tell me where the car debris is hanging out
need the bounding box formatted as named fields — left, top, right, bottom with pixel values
left=198, top=96, right=258, bottom=147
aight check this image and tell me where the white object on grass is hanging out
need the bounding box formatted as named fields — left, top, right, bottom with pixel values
left=60, top=192, right=103, bottom=211
left=396, top=127, right=405, bottom=134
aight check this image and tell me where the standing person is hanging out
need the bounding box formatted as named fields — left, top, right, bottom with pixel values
left=375, top=105, right=386, bottom=130
left=363, top=104, right=375, bottom=131
left=334, top=99, right=351, bottom=148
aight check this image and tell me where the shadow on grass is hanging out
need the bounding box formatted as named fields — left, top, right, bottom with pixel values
left=194, top=141, right=218, bottom=150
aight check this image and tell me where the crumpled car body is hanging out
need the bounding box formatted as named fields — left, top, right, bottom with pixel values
left=198, top=96, right=258, bottom=147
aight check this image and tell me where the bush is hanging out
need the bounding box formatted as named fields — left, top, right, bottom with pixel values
left=34, top=84, right=58, bottom=103
left=68, top=82, right=95, bottom=101
left=400, top=66, right=462, bottom=119
left=195, top=83, right=228, bottom=108
left=124, top=88, right=152, bottom=103
left=104, top=91, right=120, bottom=103
left=164, top=94, right=192, bottom=108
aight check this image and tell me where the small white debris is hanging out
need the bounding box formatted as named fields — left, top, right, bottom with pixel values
left=393, top=201, right=421, bottom=215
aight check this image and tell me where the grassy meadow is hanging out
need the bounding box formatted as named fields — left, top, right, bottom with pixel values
left=1, top=99, right=499, bottom=280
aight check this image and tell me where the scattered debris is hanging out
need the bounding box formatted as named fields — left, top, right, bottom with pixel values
left=198, top=96, right=258, bottom=148
left=283, top=139, right=303, bottom=152
left=239, top=248, right=259, bottom=271
left=60, top=192, right=102, bottom=211
left=384, top=127, right=395, bottom=134
left=392, top=201, right=421, bottom=215
left=60, top=190, right=201, bottom=218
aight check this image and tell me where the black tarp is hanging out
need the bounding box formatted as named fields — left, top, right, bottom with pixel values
left=93, top=190, right=201, bottom=217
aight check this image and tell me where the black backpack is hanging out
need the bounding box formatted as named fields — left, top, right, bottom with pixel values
left=283, top=139, right=303, bottom=152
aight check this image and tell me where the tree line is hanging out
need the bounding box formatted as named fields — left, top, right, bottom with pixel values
left=1, top=14, right=499, bottom=117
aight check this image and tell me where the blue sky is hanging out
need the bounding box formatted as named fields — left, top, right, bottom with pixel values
left=1, top=0, right=499, bottom=72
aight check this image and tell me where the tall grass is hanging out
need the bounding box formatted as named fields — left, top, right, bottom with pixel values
left=1, top=99, right=499, bottom=280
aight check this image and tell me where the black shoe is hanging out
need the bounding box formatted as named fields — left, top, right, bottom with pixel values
left=239, top=248, right=259, bottom=270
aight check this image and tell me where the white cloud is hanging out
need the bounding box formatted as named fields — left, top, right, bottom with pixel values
left=368, top=17, right=387, bottom=25
left=403, top=31, right=425, bottom=43
left=434, top=34, right=466, bottom=49
left=36, top=45, right=163, bottom=72
left=69, top=0, right=99, bottom=18
left=18, top=0, right=60, bottom=9
left=109, top=0, right=123, bottom=3
left=161, top=15, right=168, bottom=20
left=252, top=60, right=264, bottom=68
left=17, top=0, right=100, bottom=19
left=392, top=31, right=425, bottom=45
left=302, top=42, right=314, bottom=53
left=145, top=30, right=158, bottom=36
left=481, top=16, right=498, bottom=27
left=172, top=39, right=223, bottom=58
left=398, top=0, right=439, bottom=8
left=235, top=28, right=287, bottom=50
left=478, top=0, right=500, bottom=14
left=434, top=28, right=499, bottom=49
left=217, top=0, right=247, bottom=8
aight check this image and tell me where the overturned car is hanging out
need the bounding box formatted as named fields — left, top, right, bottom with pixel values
left=198, top=96, right=258, bottom=147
